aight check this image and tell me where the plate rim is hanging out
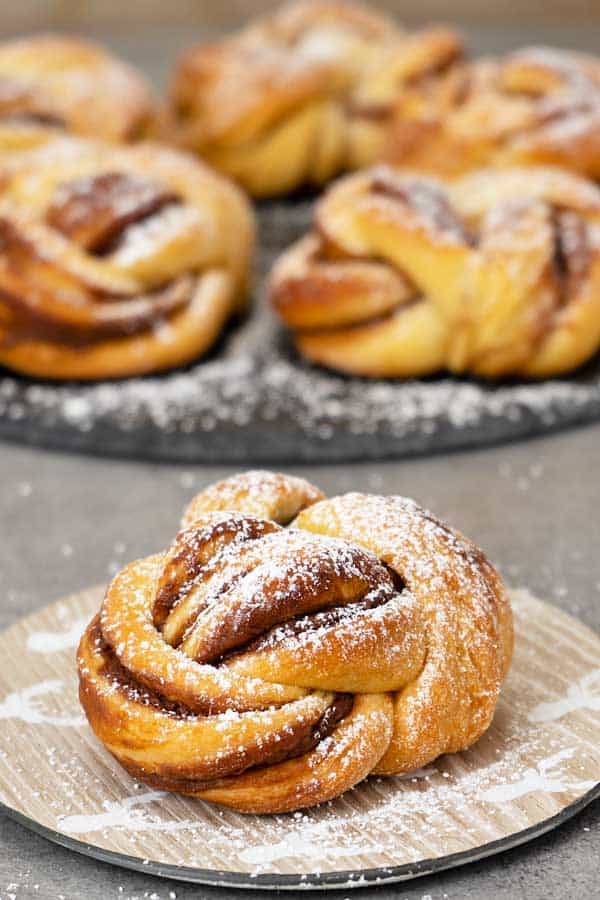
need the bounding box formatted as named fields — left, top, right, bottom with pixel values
left=1, top=785, right=598, bottom=890
left=0, top=400, right=599, bottom=465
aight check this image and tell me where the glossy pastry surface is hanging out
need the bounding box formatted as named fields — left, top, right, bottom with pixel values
left=78, top=470, right=513, bottom=813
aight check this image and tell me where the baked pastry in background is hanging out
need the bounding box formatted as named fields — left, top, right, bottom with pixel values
left=0, top=35, right=156, bottom=142
left=0, top=131, right=253, bottom=380
left=269, top=164, right=600, bottom=378
left=167, top=0, right=463, bottom=196
left=78, top=470, right=513, bottom=814
left=387, top=46, right=600, bottom=179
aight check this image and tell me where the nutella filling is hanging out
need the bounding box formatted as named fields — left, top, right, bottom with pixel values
left=553, top=209, right=591, bottom=301
left=47, top=171, right=179, bottom=254
left=92, top=620, right=355, bottom=785
left=371, top=170, right=475, bottom=245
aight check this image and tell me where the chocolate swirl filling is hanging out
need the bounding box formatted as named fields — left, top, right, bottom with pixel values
left=0, top=77, right=66, bottom=128
left=0, top=172, right=194, bottom=348
left=92, top=619, right=355, bottom=790
left=89, top=517, right=405, bottom=787
left=371, top=170, right=475, bottom=246
left=47, top=172, right=178, bottom=254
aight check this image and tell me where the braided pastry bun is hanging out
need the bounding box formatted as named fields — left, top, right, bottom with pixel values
left=167, top=0, right=463, bottom=197
left=0, top=131, right=253, bottom=380
left=0, top=35, right=155, bottom=142
left=270, top=164, right=600, bottom=378
left=78, top=470, right=512, bottom=814
left=387, top=46, right=600, bottom=179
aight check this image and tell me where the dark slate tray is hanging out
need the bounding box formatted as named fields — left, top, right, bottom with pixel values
left=1, top=198, right=599, bottom=464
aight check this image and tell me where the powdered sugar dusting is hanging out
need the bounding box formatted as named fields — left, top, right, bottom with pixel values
left=0, top=202, right=599, bottom=462
left=0, top=585, right=597, bottom=886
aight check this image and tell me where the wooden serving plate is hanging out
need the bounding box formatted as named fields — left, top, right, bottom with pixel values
left=0, top=586, right=597, bottom=890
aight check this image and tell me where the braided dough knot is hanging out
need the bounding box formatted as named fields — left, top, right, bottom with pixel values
left=270, top=164, right=600, bottom=377
left=388, top=46, right=600, bottom=179
left=78, top=471, right=512, bottom=813
left=168, top=0, right=462, bottom=197
left=0, top=34, right=155, bottom=141
left=0, top=131, right=253, bottom=379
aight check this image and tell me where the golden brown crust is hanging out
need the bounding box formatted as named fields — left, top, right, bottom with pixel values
left=0, top=34, right=156, bottom=142
left=182, top=469, right=325, bottom=527
left=269, top=164, right=600, bottom=378
left=387, top=46, right=600, bottom=179
left=0, top=131, right=254, bottom=380
left=166, top=0, right=464, bottom=196
left=78, top=470, right=512, bottom=813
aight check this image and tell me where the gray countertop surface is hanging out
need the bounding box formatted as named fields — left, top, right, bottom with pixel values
left=0, top=423, right=599, bottom=900
left=0, top=17, right=599, bottom=900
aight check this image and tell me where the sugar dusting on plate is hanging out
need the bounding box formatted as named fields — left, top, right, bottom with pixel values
left=0, top=201, right=599, bottom=462
left=0, top=585, right=597, bottom=885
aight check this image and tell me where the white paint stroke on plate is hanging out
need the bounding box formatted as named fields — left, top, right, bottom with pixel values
left=397, top=766, right=437, bottom=781
left=239, top=836, right=371, bottom=866
left=528, top=670, right=600, bottom=723
left=481, top=749, right=596, bottom=803
left=59, top=791, right=199, bottom=835
left=26, top=616, right=89, bottom=653
left=0, top=680, right=85, bottom=727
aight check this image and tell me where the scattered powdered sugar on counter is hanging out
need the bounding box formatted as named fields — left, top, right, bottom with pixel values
left=0, top=201, right=599, bottom=462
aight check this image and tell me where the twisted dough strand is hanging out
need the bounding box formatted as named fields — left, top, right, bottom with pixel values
left=270, top=164, right=600, bottom=378
left=296, top=492, right=511, bottom=773
left=78, top=471, right=512, bottom=813
left=0, top=130, right=253, bottom=379
left=0, top=34, right=155, bottom=141
left=167, top=0, right=463, bottom=197
left=387, top=46, right=600, bottom=179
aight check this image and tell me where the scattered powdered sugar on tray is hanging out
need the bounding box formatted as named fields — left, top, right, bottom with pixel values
left=0, top=200, right=599, bottom=462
